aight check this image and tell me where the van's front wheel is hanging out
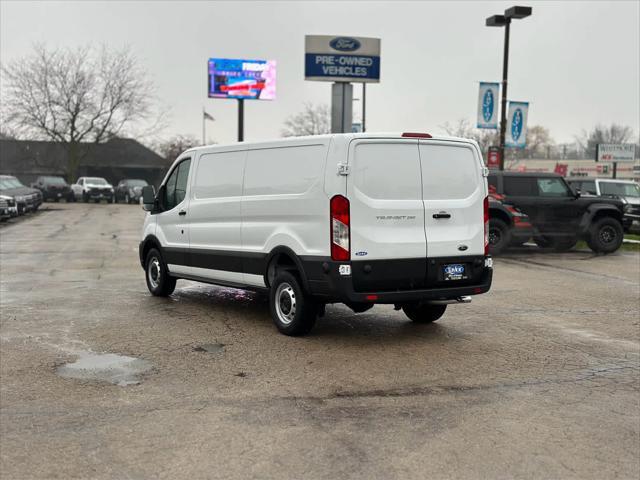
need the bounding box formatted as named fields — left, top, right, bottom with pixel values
left=145, top=248, right=176, bottom=296
left=402, top=303, right=447, bottom=323
left=269, top=271, right=317, bottom=336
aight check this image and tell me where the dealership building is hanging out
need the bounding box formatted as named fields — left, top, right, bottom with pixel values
left=0, top=138, right=171, bottom=187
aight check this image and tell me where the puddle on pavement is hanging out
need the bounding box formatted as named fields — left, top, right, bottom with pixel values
left=56, top=352, right=153, bottom=386
left=193, top=343, right=225, bottom=354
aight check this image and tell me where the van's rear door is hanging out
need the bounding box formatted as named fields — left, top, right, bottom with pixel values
left=418, top=140, right=485, bottom=258
left=347, top=139, right=427, bottom=292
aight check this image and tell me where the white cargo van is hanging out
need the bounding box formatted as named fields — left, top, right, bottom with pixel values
left=139, top=133, right=493, bottom=335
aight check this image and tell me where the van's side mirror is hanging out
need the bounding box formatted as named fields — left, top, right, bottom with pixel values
left=142, top=185, right=156, bottom=212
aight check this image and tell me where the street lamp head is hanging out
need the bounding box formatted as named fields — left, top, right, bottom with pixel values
left=486, top=14, right=507, bottom=27
left=505, top=6, right=532, bottom=19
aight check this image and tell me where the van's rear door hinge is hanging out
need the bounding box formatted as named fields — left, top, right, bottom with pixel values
left=481, top=166, right=489, bottom=177
left=337, top=164, right=351, bottom=176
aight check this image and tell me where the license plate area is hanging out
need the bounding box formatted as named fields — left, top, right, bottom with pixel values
left=442, top=263, right=469, bottom=281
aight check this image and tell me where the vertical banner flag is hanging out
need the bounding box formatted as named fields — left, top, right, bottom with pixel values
left=505, top=101, right=529, bottom=148
left=477, top=82, right=499, bottom=129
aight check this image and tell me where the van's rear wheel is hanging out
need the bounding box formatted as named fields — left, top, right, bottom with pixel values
left=402, top=303, right=447, bottom=323
left=145, top=248, right=176, bottom=296
left=269, top=271, right=317, bottom=336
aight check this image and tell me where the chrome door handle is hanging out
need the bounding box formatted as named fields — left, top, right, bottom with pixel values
left=433, top=212, right=451, bottom=219
left=178, top=209, right=187, bottom=216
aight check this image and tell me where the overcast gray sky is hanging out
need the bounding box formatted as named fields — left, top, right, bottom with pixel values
left=1, top=0, right=639, bottom=145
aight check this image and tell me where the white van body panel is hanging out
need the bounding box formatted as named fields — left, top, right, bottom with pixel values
left=240, top=139, right=332, bottom=259
left=347, top=139, right=427, bottom=261
left=156, top=155, right=193, bottom=276
left=419, top=140, right=486, bottom=257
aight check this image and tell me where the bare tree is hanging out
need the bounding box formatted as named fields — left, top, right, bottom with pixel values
left=1, top=44, right=164, bottom=180
left=523, top=125, right=554, bottom=159
left=576, top=123, right=635, bottom=159
left=281, top=103, right=330, bottom=137
left=439, top=119, right=498, bottom=154
left=157, top=134, right=201, bottom=162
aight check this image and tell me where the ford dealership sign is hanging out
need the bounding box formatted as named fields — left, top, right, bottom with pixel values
left=477, top=82, right=499, bottom=129
left=305, top=35, right=381, bottom=83
left=505, top=101, right=529, bottom=148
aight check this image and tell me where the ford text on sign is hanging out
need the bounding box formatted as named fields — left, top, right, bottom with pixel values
left=305, top=35, right=381, bottom=83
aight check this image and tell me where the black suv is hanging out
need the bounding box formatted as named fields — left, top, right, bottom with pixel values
left=31, top=176, right=74, bottom=202
left=488, top=172, right=625, bottom=254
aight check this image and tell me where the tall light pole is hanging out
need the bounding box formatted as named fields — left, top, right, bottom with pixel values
left=486, top=6, right=532, bottom=171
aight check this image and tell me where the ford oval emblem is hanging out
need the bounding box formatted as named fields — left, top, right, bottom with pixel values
left=482, top=89, right=494, bottom=123
left=457, top=245, right=468, bottom=251
left=355, top=251, right=368, bottom=257
left=330, top=37, right=361, bottom=52
left=511, top=108, right=523, bottom=141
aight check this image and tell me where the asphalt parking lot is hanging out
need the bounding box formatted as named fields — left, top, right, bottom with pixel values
left=1, top=203, right=639, bottom=479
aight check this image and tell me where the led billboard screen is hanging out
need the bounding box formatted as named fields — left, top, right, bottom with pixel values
left=208, top=58, right=276, bottom=100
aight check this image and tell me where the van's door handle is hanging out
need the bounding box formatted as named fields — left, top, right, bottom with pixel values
left=433, top=212, right=451, bottom=219
left=178, top=209, right=187, bottom=216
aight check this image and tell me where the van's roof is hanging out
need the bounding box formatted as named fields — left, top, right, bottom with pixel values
left=185, top=132, right=478, bottom=153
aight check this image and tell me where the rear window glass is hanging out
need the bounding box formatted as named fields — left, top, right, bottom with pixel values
left=353, top=142, right=421, bottom=200
left=194, top=151, right=245, bottom=199
left=504, top=176, right=537, bottom=196
left=419, top=144, right=478, bottom=200
left=244, top=145, right=325, bottom=196
left=43, top=177, right=66, bottom=185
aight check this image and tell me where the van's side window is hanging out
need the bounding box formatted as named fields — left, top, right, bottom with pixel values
left=165, top=159, right=191, bottom=210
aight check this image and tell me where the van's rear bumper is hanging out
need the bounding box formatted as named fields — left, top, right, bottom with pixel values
left=303, top=256, right=493, bottom=304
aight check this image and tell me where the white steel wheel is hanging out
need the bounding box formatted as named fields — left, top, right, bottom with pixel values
left=274, top=282, right=296, bottom=325
left=269, top=271, right=317, bottom=336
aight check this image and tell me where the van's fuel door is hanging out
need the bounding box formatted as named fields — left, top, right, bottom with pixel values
left=337, top=164, right=351, bottom=176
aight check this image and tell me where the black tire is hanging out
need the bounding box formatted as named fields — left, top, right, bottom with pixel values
left=488, top=218, right=511, bottom=255
left=587, top=217, right=624, bottom=254
left=269, top=271, right=317, bottom=336
left=144, top=248, right=177, bottom=296
left=402, top=303, right=447, bottom=323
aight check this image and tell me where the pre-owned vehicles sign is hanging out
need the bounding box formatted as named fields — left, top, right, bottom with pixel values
left=305, top=35, right=381, bottom=83
left=596, top=144, right=636, bottom=163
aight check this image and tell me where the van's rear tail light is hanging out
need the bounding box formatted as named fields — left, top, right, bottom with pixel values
left=330, top=195, right=350, bottom=261
left=483, top=196, right=490, bottom=256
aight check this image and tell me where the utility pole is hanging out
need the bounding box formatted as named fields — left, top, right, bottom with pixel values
left=486, top=6, right=532, bottom=170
